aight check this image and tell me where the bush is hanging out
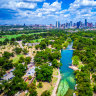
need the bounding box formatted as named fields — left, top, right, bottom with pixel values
left=25, top=57, right=31, bottom=64
left=41, top=90, right=51, bottom=96
left=23, top=48, right=28, bottom=55
left=28, top=75, right=32, bottom=80
left=38, top=82, right=43, bottom=88
left=52, top=59, right=60, bottom=68
left=94, top=85, right=96, bottom=92
left=13, top=47, right=22, bottom=54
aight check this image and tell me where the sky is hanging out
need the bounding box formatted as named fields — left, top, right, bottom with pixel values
left=0, top=0, right=96, bottom=24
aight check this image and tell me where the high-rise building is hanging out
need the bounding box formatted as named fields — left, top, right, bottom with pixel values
left=70, top=21, right=72, bottom=27
left=56, top=21, right=60, bottom=28
left=77, top=21, right=81, bottom=29
left=85, top=19, right=87, bottom=27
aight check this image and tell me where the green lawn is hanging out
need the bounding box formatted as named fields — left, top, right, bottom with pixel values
left=30, top=38, right=44, bottom=43
left=0, top=34, right=22, bottom=41
left=0, top=32, right=46, bottom=41
left=12, top=54, right=24, bottom=63
left=28, top=32, right=45, bottom=35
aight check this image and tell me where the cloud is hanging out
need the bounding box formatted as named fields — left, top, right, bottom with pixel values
left=1, top=0, right=96, bottom=24
left=60, top=0, right=96, bottom=23
left=36, top=1, right=62, bottom=16
left=25, top=0, right=45, bottom=2
left=0, top=1, right=37, bottom=10
left=16, top=1, right=62, bottom=18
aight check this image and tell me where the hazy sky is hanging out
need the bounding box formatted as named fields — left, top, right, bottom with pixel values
left=0, top=0, right=96, bottom=24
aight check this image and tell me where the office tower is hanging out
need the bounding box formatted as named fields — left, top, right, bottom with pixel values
left=77, top=21, right=81, bottom=29
left=56, top=21, right=60, bottom=28
left=24, top=23, right=26, bottom=26
left=85, top=19, right=87, bottom=27
left=70, top=21, right=72, bottom=27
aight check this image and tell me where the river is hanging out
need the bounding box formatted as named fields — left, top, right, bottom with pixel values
left=57, top=42, right=76, bottom=96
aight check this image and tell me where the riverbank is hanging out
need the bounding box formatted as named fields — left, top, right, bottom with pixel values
left=51, top=68, right=61, bottom=96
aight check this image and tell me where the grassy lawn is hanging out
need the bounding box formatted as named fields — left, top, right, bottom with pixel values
left=12, top=54, right=24, bottom=63
left=0, top=34, right=22, bottom=41
left=53, top=68, right=59, bottom=76
left=0, top=32, right=45, bottom=41
left=36, top=82, right=52, bottom=96
left=28, top=32, right=45, bottom=35
left=30, top=38, right=44, bottom=43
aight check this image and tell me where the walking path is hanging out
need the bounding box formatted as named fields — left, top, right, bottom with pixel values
left=69, top=65, right=78, bottom=71
left=17, top=41, right=24, bottom=49
left=51, top=69, right=61, bottom=96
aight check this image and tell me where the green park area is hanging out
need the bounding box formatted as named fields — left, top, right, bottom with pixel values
left=12, top=54, right=24, bottom=63
left=29, top=38, right=44, bottom=43
left=0, top=32, right=45, bottom=41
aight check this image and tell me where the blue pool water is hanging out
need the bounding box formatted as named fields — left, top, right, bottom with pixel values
left=57, top=42, right=75, bottom=96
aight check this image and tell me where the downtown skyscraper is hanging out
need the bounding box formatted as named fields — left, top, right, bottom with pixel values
left=56, top=21, right=60, bottom=28
left=85, top=19, right=87, bottom=27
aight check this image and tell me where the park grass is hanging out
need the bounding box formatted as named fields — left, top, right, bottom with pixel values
left=28, top=32, right=45, bottom=35
left=36, top=82, right=52, bottom=96
left=53, top=68, right=59, bottom=76
left=0, top=32, right=45, bottom=41
left=0, top=34, right=22, bottom=41
left=30, top=38, right=44, bottom=43
left=12, top=54, right=24, bottom=63
left=36, top=68, right=58, bottom=96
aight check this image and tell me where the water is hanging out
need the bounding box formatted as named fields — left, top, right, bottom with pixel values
left=57, top=42, right=75, bottom=96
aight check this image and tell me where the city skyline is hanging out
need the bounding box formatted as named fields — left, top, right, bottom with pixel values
left=0, top=0, right=96, bottom=24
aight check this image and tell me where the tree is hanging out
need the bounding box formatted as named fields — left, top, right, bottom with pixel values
left=0, top=67, right=5, bottom=78
left=3, top=51, right=14, bottom=59
left=28, top=75, right=32, bottom=80
left=49, top=51, right=61, bottom=61
left=0, top=41, right=2, bottom=46
left=35, top=45, right=40, bottom=50
left=13, top=63, right=26, bottom=78
left=40, top=41, right=47, bottom=50
left=0, top=84, right=3, bottom=93
left=3, top=77, right=27, bottom=96
left=93, top=85, right=96, bottom=93
left=28, top=82, right=37, bottom=96
left=38, top=82, right=43, bottom=88
left=19, top=56, right=25, bottom=63
left=35, top=64, right=53, bottom=82
left=23, top=48, right=28, bottom=55
left=25, top=57, right=31, bottom=64
left=92, top=74, right=96, bottom=82
left=41, top=90, right=51, bottom=96
left=0, top=57, right=5, bottom=66
left=72, top=55, right=79, bottom=66
left=2, top=60, right=13, bottom=70
left=52, top=59, right=60, bottom=68
left=13, top=47, right=22, bottom=54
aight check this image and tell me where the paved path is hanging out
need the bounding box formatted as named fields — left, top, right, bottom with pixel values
left=51, top=69, right=61, bottom=96
left=17, top=41, right=24, bottom=49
